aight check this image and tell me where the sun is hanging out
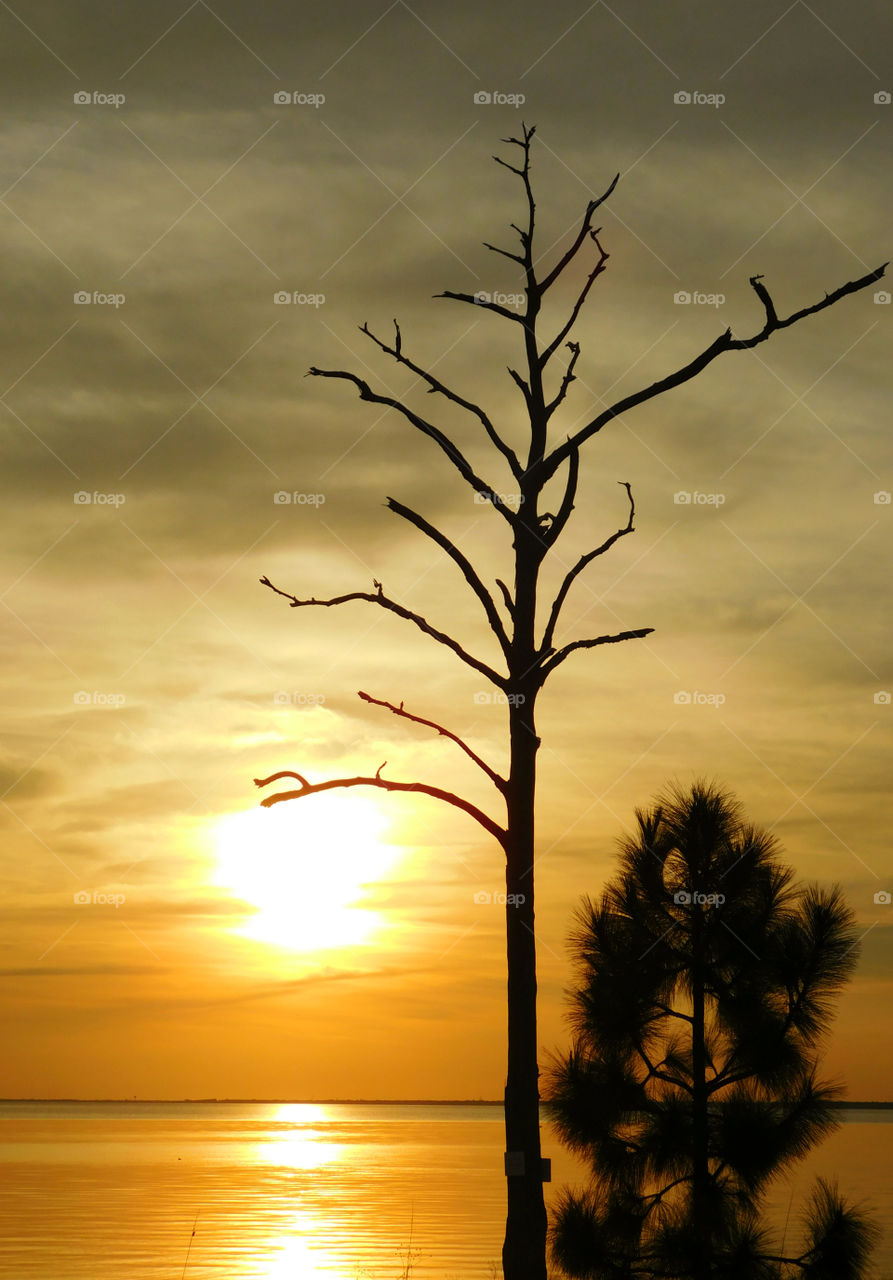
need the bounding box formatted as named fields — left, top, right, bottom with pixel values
left=211, top=793, right=401, bottom=953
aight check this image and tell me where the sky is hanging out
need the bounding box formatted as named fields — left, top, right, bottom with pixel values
left=1, top=0, right=891, bottom=1101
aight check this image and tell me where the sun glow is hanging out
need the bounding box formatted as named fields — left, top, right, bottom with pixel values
left=259, top=1104, right=345, bottom=1171
left=212, top=794, right=401, bottom=953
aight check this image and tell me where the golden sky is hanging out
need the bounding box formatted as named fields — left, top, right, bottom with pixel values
left=1, top=0, right=891, bottom=1100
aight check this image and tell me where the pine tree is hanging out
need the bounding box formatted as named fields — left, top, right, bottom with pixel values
left=546, top=781, right=878, bottom=1280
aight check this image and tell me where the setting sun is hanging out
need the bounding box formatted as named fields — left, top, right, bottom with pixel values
left=211, top=795, right=401, bottom=953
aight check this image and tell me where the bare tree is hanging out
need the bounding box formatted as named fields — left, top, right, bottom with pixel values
left=254, top=124, right=885, bottom=1280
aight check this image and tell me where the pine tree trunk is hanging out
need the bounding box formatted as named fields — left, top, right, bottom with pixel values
left=691, top=907, right=709, bottom=1280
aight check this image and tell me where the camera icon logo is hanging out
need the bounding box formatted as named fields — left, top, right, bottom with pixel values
left=875, top=291, right=891, bottom=305
left=273, top=91, right=291, bottom=105
left=73, top=890, right=91, bottom=904
left=674, top=91, right=692, bottom=104
left=474, top=91, right=492, bottom=104
left=874, top=691, right=891, bottom=705
left=474, top=291, right=492, bottom=305
left=273, top=691, right=291, bottom=705
left=474, top=890, right=492, bottom=904
left=73, top=91, right=91, bottom=104
left=73, top=691, right=91, bottom=704
left=273, top=291, right=292, bottom=304
left=874, top=91, right=891, bottom=105
left=273, top=491, right=292, bottom=504
left=673, top=690, right=692, bottom=704
left=74, top=291, right=91, bottom=304
left=674, top=291, right=691, bottom=304
left=874, top=491, right=891, bottom=505
left=674, top=890, right=692, bottom=904
left=874, top=890, right=891, bottom=904
left=73, top=491, right=91, bottom=504
left=674, top=491, right=692, bottom=505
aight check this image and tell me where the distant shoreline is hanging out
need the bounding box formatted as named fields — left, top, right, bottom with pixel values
left=0, top=1097, right=504, bottom=1105
left=2, top=1098, right=892, bottom=1107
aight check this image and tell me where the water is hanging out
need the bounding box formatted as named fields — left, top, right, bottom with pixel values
left=0, top=1101, right=890, bottom=1278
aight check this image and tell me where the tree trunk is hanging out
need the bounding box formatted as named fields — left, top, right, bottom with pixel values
left=690, top=906, right=709, bottom=1280
left=502, top=505, right=548, bottom=1280
left=502, top=692, right=547, bottom=1280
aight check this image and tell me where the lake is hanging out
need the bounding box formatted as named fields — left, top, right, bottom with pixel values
left=0, top=1102, right=889, bottom=1278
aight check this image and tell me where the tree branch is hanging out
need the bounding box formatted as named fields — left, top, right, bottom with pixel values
left=507, top=365, right=532, bottom=408
left=641, top=1175, right=691, bottom=1206
left=358, top=690, right=507, bottom=792
left=541, top=481, right=637, bottom=651
left=516, top=126, right=538, bottom=301
left=307, top=365, right=516, bottom=523
left=483, top=239, right=526, bottom=267
left=492, top=155, right=524, bottom=179
left=538, top=172, right=619, bottom=294
left=495, top=577, right=515, bottom=620
left=538, top=445, right=579, bottom=551
left=654, top=1001, right=694, bottom=1024
left=254, top=767, right=507, bottom=848
left=360, top=320, right=522, bottom=479
left=434, top=290, right=525, bottom=325
left=259, top=574, right=508, bottom=690
left=636, top=1041, right=693, bottom=1095
left=544, top=341, right=582, bottom=420
left=540, top=626, right=654, bottom=680
left=540, top=262, right=888, bottom=482
left=539, top=229, right=610, bottom=369
left=385, top=496, right=512, bottom=657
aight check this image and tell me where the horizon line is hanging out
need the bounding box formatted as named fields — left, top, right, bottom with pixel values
left=3, top=1097, right=892, bottom=1106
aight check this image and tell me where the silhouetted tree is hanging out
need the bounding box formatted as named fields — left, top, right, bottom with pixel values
left=546, top=781, right=877, bottom=1280
left=255, top=125, right=885, bottom=1280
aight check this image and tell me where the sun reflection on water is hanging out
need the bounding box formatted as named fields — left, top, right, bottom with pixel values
left=260, top=1220, right=348, bottom=1280
left=259, top=1104, right=346, bottom=1172
left=254, top=1106, right=351, bottom=1278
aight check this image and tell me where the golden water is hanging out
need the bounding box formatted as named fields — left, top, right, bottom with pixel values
left=0, top=1102, right=889, bottom=1278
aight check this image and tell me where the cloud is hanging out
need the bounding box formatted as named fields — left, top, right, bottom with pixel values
left=1, top=0, right=890, bottom=1098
